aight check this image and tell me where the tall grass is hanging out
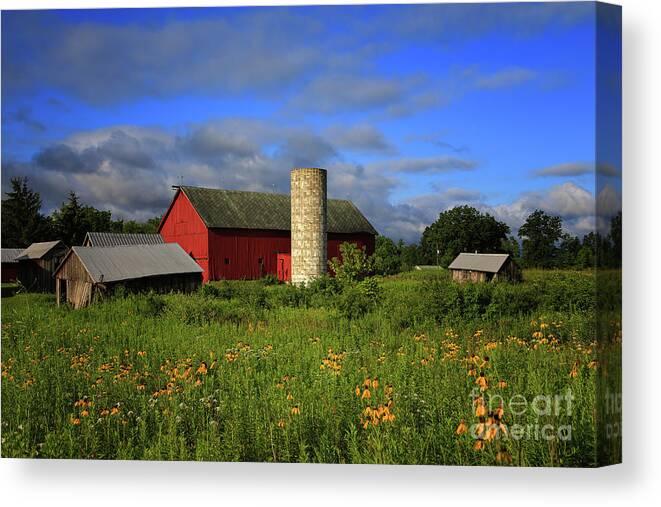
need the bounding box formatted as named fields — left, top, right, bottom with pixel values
left=1, top=270, right=619, bottom=465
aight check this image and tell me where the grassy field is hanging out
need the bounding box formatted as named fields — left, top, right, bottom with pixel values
left=0, top=269, right=620, bottom=465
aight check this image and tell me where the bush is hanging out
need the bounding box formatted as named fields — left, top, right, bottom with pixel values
left=134, top=292, right=166, bottom=317
left=236, top=283, right=268, bottom=310
left=200, top=280, right=234, bottom=300
left=165, top=297, right=252, bottom=326
left=260, top=274, right=279, bottom=286
left=328, top=242, right=374, bottom=285
left=336, top=276, right=381, bottom=320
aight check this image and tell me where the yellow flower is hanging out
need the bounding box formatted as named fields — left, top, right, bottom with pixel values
left=496, top=450, right=513, bottom=464
left=70, top=417, right=81, bottom=425
left=473, top=440, right=484, bottom=451
left=355, top=385, right=361, bottom=397
left=196, top=362, right=208, bottom=375
left=455, top=420, right=468, bottom=435
left=81, top=410, right=89, bottom=417
left=385, top=384, right=394, bottom=398
left=277, top=419, right=286, bottom=429
left=137, top=351, right=147, bottom=357
left=286, top=392, right=293, bottom=401
left=476, top=373, right=488, bottom=391
left=475, top=402, right=486, bottom=418
left=110, top=406, right=120, bottom=416
left=361, top=388, right=371, bottom=400
left=497, top=380, right=507, bottom=389
left=291, top=405, right=300, bottom=416
left=363, top=377, right=372, bottom=388
left=371, top=378, right=379, bottom=389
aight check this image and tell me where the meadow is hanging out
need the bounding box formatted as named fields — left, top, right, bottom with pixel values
left=1, top=269, right=621, bottom=466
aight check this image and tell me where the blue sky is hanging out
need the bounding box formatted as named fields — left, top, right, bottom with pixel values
left=1, top=2, right=621, bottom=242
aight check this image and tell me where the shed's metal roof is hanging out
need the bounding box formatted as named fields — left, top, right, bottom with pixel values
left=1, top=248, right=24, bottom=264
left=448, top=253, right=511, bottom=273
left=63, top=244, right=203, bottom=283
left=84, top=232, right=164, bottom=247
left=172, top=186, right=378, bottom=235
left=17, top=240, right=66, bottom=260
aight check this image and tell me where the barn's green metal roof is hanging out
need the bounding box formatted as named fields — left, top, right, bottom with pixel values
left=179, top=186, right=378, bottom=235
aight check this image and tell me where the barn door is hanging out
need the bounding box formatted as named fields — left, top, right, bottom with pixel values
left=277, top=253, right=291, bottom=282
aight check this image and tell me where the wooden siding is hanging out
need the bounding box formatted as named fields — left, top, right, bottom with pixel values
left=17, top=245, right=68, bottom=293
left=159, top=190, right=210, bottom=280
left=2, top=263, right=18, bottom=283
left=450, top=258, right=522, bottom=284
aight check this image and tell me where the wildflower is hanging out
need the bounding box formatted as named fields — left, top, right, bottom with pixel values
left=363, top=377, right=371, bottom=388
left=361, top=388, right=371, bottom=400
left=475, top=402, right=486, bottom=418
left=385, top=384, right=394, bottom=398
left=137, top=351, right=147, bottom=357
left=196, top=362, right=208, bottom=375
left=476, top=373, right=488, bottom=391
left=355, top=385, right=361, bottom=397
left=70, top=417, right=81, bottom=426
left=291, top=405, right=300, bottom=416
left=81, top=410, right=89, bottom=417
left=100, top=409, right=110, bottom=417
left=277, top=419, right=286, bottom=429
left=497, top=380, right=508, bottom=389
left=455, top=420, right=468, bottom=435
left=371, top=378, right=379, bottom=389
left=473, top=440, right=484, bottom=451
left=110, top=406, right=120, bottom=416
left=496, top=450, right=513, bottom=464
left=569, top=360, right=580, bottom=378
left=276, top=382, right=285, bottom=390
left=286, top=392, right=293, bottom=401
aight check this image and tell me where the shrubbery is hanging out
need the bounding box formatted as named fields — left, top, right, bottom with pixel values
left=421, top=271, right=597, bottom=324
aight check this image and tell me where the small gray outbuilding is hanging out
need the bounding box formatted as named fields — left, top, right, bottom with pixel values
left=448, top=253, right=521, bottom=283
left=54, top=243, right=203, bottom=308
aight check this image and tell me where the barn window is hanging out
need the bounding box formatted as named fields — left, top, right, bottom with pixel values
left=224, top=258, right=230, bottom=265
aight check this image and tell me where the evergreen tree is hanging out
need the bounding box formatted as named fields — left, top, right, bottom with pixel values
left=1, top=177, right=53, bottom=247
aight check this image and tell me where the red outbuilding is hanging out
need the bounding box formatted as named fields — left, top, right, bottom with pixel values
left=158, top=186, right=378, bottom=282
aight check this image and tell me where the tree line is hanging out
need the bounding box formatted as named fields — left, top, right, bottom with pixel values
left=1, top=177, right=161, bottom=248
left=373, top=205, right=622, bottom=274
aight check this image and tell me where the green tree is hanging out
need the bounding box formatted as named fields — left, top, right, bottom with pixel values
left=400, top=242, right=424, bottom=271
left=501, top=235, right=520, bottom=259
left=372, top=236, right=402, bottom=275
left=518, top=209, right=563, bottom=268
left=1, top=177, right=53, bottom=247
left=420, top=205, right=510, bottom=267
left=51, top=191, right=122, bottom=245
left=328, top=242, right=374, bottom=285
left=122, top=216, right=161, bottom=234
left=556, top=233, right=581, bottom=268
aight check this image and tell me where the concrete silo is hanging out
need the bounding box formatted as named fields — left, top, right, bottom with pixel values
left=290, top=168, right=327, bottom=285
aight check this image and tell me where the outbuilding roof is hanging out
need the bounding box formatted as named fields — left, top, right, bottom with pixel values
left=57, top=244, right=203, bottom=283
left=84, top=232, right=164, bottom=247
left=163, top=186, right=378, bottom=235
left=1, top=248, right=24, bottom=264
left=448, top=253, right=511, bottom=273
left=17, top=240, right=67, bottom=260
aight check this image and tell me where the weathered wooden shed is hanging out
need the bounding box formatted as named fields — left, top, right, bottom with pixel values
left=53, top=243, right=203, bottom=308
left=83, top=232, right=164, bottom=247
left=16, top=241, right=69, bottom=292
left=1, top=248, right=23, bottom=283
left=448, top=253, right=521, bottom=283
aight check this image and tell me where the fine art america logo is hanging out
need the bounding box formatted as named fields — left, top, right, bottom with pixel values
left=469, top=387, right=574, bottom=442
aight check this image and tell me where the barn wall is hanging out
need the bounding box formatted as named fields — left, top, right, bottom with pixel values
left=328, top=233, right=375, bottom=261
left=159, top=191, right=210, bottom=280
left=207, top=229, right=376, bottom=281
left=208, top=228, right=291, bottom=281
left=1, top=263, right=18, bottom=283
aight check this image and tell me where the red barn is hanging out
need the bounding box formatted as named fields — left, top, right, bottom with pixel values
left=158, top=186, right=377, bottom=282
